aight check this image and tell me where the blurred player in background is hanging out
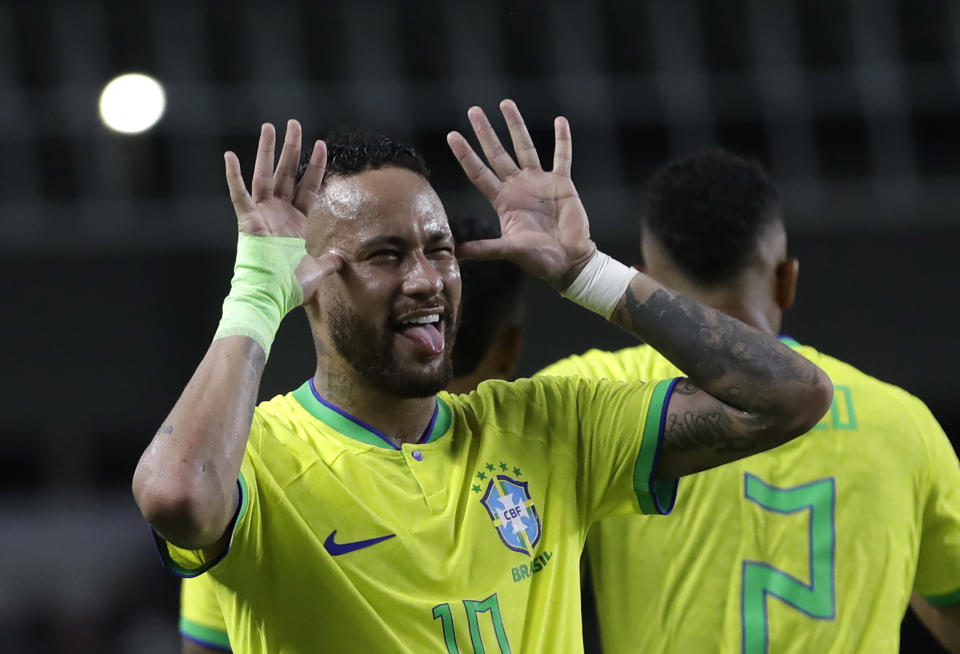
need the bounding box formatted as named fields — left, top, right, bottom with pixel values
left=444, top=215, right=525, bottom=394
left=177, top=213, right=526, bottom=652
left=133, top=101, right=831, bottom=653
left=538, top=150, right=960, bottom=653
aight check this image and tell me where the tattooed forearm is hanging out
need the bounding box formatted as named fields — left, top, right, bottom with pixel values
left=671, top=379, right=699, bottom=395
left=612, top=283, right=821, bottom=413
left=618, top=275, right=832, bottom=477
left=614, top=286, right=728, bottom=383
left=616, top=285, right=778, bottom=384
left=655, top=383, right=780, bottom=478
left=661, top=409, right=757, bottom=456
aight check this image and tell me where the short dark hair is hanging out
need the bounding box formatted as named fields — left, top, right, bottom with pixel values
left=642, top=149, right=781, bottom=286
left=297, top=127, right=429, bottom=183
left=449, top=215, right=524, bottom=378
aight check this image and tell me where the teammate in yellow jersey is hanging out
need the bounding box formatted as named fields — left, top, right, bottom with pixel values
left=178, top=213, right=526, bottom=653
left=537, top=150, right=960, bottom=653
left=133, top=101, right=832, bottom=654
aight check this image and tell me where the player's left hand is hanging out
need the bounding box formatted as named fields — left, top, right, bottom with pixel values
left=447, top=99, right=596, bottom=290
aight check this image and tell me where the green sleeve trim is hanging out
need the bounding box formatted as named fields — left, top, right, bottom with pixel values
left=153, top=477, right=249, bottom=579
left=180, top=617, right=231, bottom=650
left=236, top=471, right=250, bottom=526
left=633, top=378, right=680, bottom=515
left=778, top=336, right=802, bottom=349
left=924, top=587, right=960, bottom=607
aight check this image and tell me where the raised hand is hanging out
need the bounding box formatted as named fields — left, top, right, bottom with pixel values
left=223, top=120, right=342, bottom=304
left=446, top=99, right=596, bottom=290
left=225, top=120, right=324, bottom=237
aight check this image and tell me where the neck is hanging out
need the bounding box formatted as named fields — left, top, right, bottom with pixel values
left=655, top=268, right=782, bottom=334
left=704, top=300, right=777, bottom=335
left=673, top=279, right=779, bottom=335
left=312, top=364, right=438, bottom=447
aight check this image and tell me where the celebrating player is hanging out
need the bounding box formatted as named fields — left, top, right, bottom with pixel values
left=177, top=213, right=526, bottom=653
left=538, top=150, right=960, bottom=653
left=133, top=102, right=832, bottom=653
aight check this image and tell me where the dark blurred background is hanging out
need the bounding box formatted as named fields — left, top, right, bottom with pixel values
left=1, top=0, right=957, bottom=651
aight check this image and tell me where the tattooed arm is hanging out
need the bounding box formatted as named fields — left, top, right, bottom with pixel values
left=448, top=99, right=832, bottom=479
left=133, top=121, right=339, bottom=550
left=610, top=278, right=831, bottom=478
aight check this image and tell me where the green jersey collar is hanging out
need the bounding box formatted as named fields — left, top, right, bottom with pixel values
left=292, top=379, right=451, bottom=450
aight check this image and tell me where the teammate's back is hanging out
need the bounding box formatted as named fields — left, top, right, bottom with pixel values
left=554, top=148, right=960, bottom=653
left=543, top=341, right=960, bottom=652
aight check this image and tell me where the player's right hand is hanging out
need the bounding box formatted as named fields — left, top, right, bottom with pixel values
left=223, top=120, right=342, bottom=305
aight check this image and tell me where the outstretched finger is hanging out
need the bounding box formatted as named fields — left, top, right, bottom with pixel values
left=251, top=123, right=277, bottom=201
left=500, top=99, right=541, bottom=170
left=274, top=119, right=302, bottom=200
left=455, top=237, right=514, bottom=262
left=467, top=106, right=519, bottom=180
left=297, top=251, right=343, bottom=305
left=293, top=140, right=327, bottom=214
left=224, top=151, right=256, bottom=219
left=447, top=131, right=502, bottom=204
left=552, top=116, right=572, bottom=177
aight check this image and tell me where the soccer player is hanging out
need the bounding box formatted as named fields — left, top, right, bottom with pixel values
left=537, top=150, right=960, bottom=653
left=132, top=101, right=832, bottom=653
left=177, top=213, right=525, bottom=653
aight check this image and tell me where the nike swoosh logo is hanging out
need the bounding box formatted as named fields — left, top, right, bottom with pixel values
left=323, top=530, right=396, bottom=556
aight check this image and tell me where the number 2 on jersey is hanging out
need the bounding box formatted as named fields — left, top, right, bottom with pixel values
left=741, top=474, right=836, bottom=654
left=433, top=593, right=513, bottom=654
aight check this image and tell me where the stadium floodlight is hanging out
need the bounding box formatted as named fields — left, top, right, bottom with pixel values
left=98, top=73, right=166, bottom=134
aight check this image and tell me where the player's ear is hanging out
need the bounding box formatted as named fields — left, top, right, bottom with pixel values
left=775, top=257, right=799, bottom=311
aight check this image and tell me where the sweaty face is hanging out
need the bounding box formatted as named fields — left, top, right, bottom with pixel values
left=311, top=167, right=462, bottom=398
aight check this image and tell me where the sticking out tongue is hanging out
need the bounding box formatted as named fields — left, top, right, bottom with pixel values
left=398, top=322, right=445, bottom=355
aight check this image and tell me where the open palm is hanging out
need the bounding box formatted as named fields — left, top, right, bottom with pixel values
left=447, top=100, right=596, bottom=289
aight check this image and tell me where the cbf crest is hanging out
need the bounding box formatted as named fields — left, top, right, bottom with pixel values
left=478, top=468, right=542, bottom=556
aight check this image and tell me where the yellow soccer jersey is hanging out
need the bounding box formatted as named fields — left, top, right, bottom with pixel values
left=157, top=374, right=680, bottom=654
left=539, top=339, right=960, bottom=654
left=180, top=574, right=230, bottom=650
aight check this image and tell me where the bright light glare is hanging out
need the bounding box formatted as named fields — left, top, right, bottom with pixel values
left=98, top=73, right=166, bottom=134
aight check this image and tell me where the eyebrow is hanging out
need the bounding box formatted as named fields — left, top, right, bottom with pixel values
left=426, top=230, right=454, bottom=245
left=359, top=231, right=453, bottom=250
left=360, top=235, right=407, bottom=250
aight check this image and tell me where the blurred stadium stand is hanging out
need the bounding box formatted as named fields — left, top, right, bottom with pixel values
left=1, top=0, right=960, bottom=252
left=0, top=1, right=957, bottom=651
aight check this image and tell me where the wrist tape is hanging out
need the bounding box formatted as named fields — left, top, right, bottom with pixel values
left=560, top=250, right=638, bottom=319
left=213, top=233, right=306, bottom=357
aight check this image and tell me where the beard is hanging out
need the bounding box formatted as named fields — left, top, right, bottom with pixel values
left=327, top=296, right=460, bottom=398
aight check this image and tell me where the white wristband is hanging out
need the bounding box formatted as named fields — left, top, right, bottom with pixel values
left=560, top=251, right=638, bottom=319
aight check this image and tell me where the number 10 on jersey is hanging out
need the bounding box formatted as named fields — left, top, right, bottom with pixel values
left=433, top=593, right=513, bottom=653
